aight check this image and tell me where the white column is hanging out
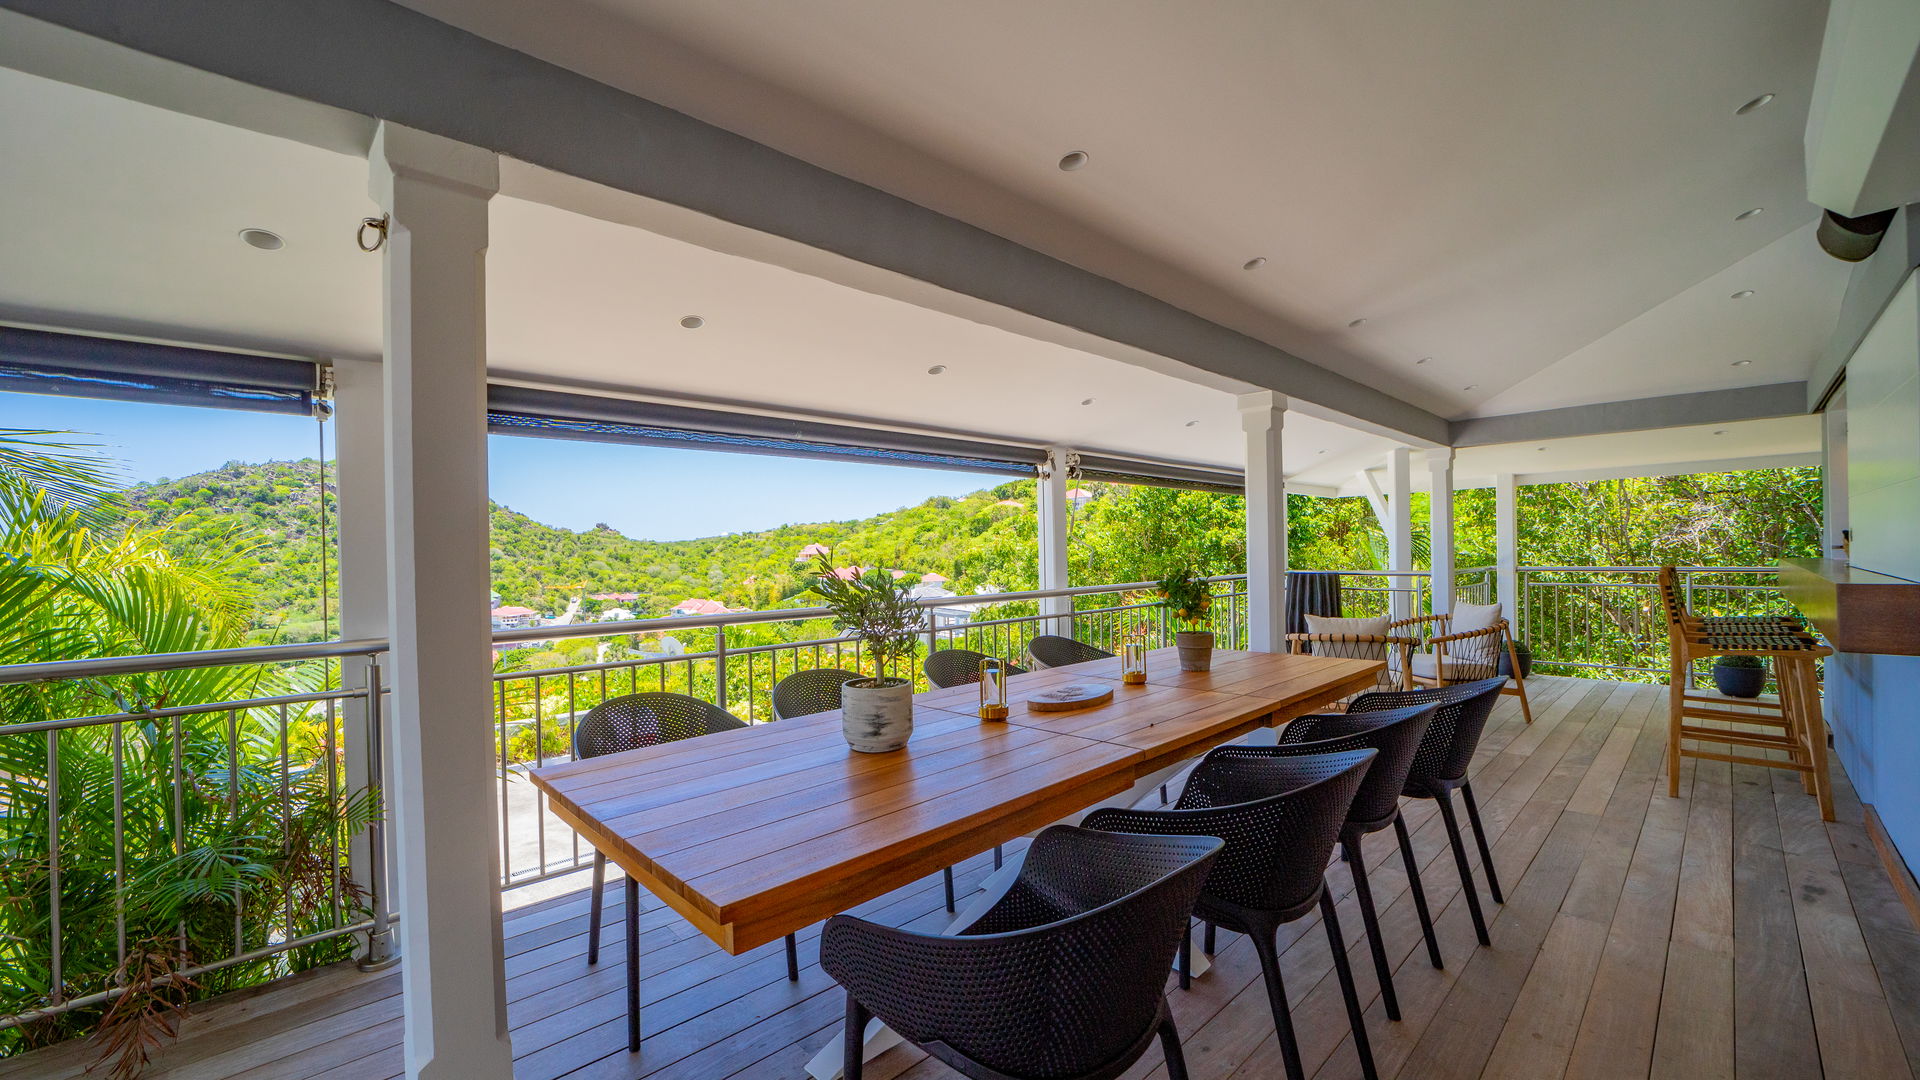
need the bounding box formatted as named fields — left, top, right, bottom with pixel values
left=369, top=122, right=513, bottom=1080
left=1239, top=392, right=1287, bottom=651
left=1821, top=396, right=1849, bottom=559
left=1425, top=449, right=1455, bottom=617
left=1386, top=448, right=1413, bottom=620
left=332, top=357, right=396, bottom=968
left=1495, top=473, right=1519, bottom=623
left=1037, top=447, right=1072, bottom=632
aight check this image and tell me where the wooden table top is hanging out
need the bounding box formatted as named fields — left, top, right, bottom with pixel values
left=530, top=648, right=1380, bottom=953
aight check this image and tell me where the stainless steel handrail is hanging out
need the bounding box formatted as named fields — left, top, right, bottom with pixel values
left=0, top=637, right=386, bottom=686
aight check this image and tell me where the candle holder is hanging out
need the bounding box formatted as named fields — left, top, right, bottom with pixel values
left=1120, top=637, right=1148, bottom=685
left=978, top=657, right=1010, bottom=720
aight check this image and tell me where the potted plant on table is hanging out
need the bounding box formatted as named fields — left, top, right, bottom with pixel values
left=1711, top=653, right=1767, bottom=699
left=810, top=553, right=926, bottom=752
left=1157, top=565, right=1216, bottom=672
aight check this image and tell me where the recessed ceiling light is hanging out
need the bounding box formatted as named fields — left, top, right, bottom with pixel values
left=1416, top=357, right=1432, bottom=365
left=1735, top=93, right=1776, bottom=115
left=1243, top=257, right=1267, bottom=271
left=238, top=228, right=283, bottom=251
left=679, top=315, right=705, bottom=329
left=1731, top=289, right=1755, bottom=299
left=926, top=365, right=947, bottom=375
left=1080, top=398, right=1095, bottom=406
left=1347, top=317, right=1368, bottom=328
left=1184, top=420, right=1200, bottom=427
left=1058, top=150, right=1090, bottom=171
left=1735, top=207, right=1764, bottom=221
left=1731, top=359, right=1753, bottom=367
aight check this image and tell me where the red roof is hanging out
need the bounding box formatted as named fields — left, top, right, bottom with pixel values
left=492, top=605, right=537, bottom=618
left=824, top=566, right=865, bottom=581
left=921, top=573, right=948, bottom=583
left=588, top=592, right=638, bottom=601
left=670, top=598, right=731, bottom=615
left=795, top=543, right=831, bottom=559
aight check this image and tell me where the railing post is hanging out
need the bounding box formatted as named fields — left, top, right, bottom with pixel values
left=714, top=627, right=728, bottom=712
left=359, top=655, right=398, bottom=971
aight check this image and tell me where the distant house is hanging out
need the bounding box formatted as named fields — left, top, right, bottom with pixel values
left=794, top=543, right=830, bottom=562
left=907, top=582, right=975, bottom=628
left=598, top=607, right=635, bottom=622
left=490, top=605, right=539, bottom=630
left=920, top=572, right=948, bottom=584
left=1065, top=487, right=1095, bottom=507
left=822, top=565, right=865, bottom=581
left=668, top=598, right=736, bottom=617
left=588, top=591, right=639, bottom=603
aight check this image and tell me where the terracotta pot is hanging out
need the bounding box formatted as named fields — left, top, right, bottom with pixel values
left=841, top=678, right=914, bottom=752
left=1175, top=630, right=1216, bottom=672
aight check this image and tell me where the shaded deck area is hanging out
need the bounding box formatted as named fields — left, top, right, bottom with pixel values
left=7, top=676, right=1918, bottom=1080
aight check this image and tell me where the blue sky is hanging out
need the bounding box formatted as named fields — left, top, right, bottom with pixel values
left=1, top=392, right=998, bottom=540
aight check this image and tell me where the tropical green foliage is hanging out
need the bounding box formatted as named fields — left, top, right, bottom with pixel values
left=0, top=435, right=372, bottom=1075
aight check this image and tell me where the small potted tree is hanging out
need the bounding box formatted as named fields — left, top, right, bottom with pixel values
left=810, top=553, right=926, bottom=752
left=1711, top=653, right=1767, bottom=698
left=1158, top=565, right=1216, bottom=672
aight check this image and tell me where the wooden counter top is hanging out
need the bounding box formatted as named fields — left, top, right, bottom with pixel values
left=1780, top=557, right=1920, bottom=656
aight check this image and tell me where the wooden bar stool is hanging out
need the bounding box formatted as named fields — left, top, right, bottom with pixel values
left=1659, top=568, right=1833, bottom=821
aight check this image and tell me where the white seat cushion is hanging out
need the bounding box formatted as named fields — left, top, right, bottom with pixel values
left=1303, top=614, right=1391, bottom=638
left=1447, top=601, right=1506, bottom=665
left=1388, top=651, right=1494, bottom=680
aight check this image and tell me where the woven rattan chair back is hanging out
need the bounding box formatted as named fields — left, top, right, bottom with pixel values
left=1347, top=678, right=1504, bottom=793
left=1027, top=634, right=1115, bottom=669
left=771, top=668, right=862, bottom=720
left=571, top=692, right=747, bottom=760
left=923, top=648, right=1028, bottom=689
left=1262, top=703, right=1437, bottom=826
left=821, top=825, right=1221, bottom=1080
left=1085, top=749, right=1375, bottom=917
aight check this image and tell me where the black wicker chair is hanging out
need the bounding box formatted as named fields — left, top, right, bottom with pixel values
left=1085, top=749, right=1380, bottom=1080
left=571, top=692, right=798, bottom=1051
left=923, top=648, right=1027, bottom=689
left=1346, top=677, right=1507, bottom=948
left=1206, top=702, right=1437, bottom=1022
left=1027, top=635, right=1115, bottom=669
left=771, top=668, right=863, bottom=720
left=821, top=825, right=1223, bottom=1080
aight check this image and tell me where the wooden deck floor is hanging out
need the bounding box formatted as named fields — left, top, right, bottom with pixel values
left=8, top=676, right=1919, bottom=1080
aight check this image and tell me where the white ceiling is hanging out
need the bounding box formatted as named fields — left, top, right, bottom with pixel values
left=396, top=0, right=1850, bottom=420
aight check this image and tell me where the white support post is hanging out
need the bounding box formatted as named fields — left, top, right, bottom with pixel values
left=1425, top=449, right=1455, bottom=618
left=1239, top=392, right=1287, bottom=652
left=1495, top=473, right=1519, bottom=623
left=1821, top=397, right=1848, bottom=559
left=332, top=357, right=396, bottom=968
left=1387, top=448, right=1413, bottom=620
left=369, top=122, right=513, bottom=1080
left=1037, top=447, right=1072, bottom=634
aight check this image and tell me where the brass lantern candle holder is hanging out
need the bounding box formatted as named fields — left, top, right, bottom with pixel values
left=978, top=657, right=1010, bottom=720
left=1120, top=637, right=1148, bottom=685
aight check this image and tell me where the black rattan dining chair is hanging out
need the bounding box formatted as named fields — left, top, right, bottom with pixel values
left=923, top=648, right=1027, bottom=688
left=572, top=692, right=799, bottom=1051
left=1346, top=677, right=1507, bottom=948
left=1084, top=749, right=1380, bottom=1080
left=1026, top=635, right=1115, bottom=669
left=820, top=824, right=1223, bottom=1080
left=1241, top=702, right=1440, bottom=1022
left=771, top=668, right=863, bottom=720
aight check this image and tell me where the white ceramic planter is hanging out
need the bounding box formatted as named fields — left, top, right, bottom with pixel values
left=841, top=678, right=914, bottom=752
left=1175, top=630, right=1216, bottom=672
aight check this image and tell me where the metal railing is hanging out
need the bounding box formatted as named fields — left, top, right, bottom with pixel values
left=0, top=640, right=389, bottom=1035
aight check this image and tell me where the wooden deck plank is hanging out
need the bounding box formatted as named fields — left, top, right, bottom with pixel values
left=11, top=676, right=1918, bottom=1080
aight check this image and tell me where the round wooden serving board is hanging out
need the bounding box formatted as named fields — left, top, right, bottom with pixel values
left=1024, top=683, right=1115, bottom=712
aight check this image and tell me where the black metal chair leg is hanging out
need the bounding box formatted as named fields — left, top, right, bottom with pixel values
left=944, top=866, right=956, bottom=912
left=993, top=845, right=1003, bottom=870
left=785, top=933, right=799, bottom=981
left=625, top=875, right=641, bottom=1052
left=1460, top=780, right=1505, bottom=903
left=844, top=993, right=869, bottom=1080
left=1252, top=927, right=1305, bottom=1080
left=1178, top=922, right=1193, bottom=990
left=1159, top=1013, right=1192, bottom=1080
left=1161, top=782, right=1170, bottom=805
left=1394, top=812, right=1444, bottom=969
left=1344, top=838, right=1400, bottom=1021
left=1320, top=889, right=1379, bottom=1080
left=1203, top=920, right=1216, bottom=956
left=587, top=850, right=606, bottom=965
left=1436, top=791, right=1492, bottom=946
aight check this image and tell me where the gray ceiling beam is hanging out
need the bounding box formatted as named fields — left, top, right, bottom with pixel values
left=1449, top=382, right=1809, bottom=447
left=0, top=0, right=1448, bottom=444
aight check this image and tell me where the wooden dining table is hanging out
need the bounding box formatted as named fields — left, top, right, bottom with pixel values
left=528, top=647, right=1383, bottom=957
